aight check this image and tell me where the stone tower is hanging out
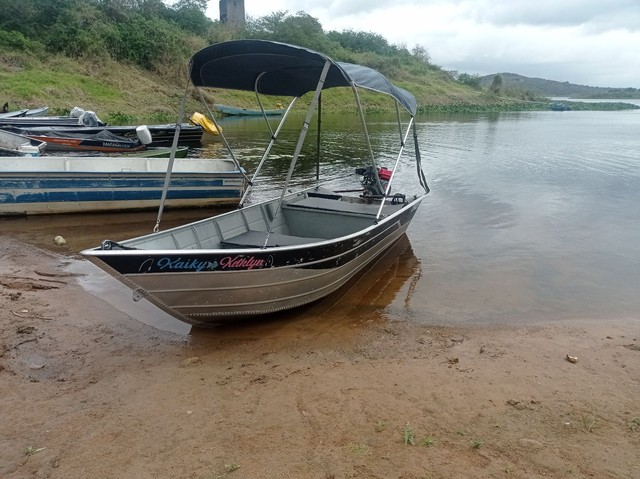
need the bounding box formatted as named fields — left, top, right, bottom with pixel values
left=219, top=0, right=245, bottom=26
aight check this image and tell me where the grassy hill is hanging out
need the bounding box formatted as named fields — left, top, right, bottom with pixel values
left=2, top=51, right=637, bottom=126
left=479, top=73, right=640, bottom=99
left=1, top=50, right=539, bottom=124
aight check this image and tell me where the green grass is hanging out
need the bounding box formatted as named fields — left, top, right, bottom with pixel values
left=580, top=412, right=597, bottom=433
left=346, top=443, right=370, bottom=455
left=24, top=446, right=45, bottom=457
left=403, top=423, right=415, bottom=445
left=420, top=436, right=435, bottom=447
left=224, top=463, right=240, bottom=472
left=1, top=70, right=119, bottom=104
left=374, top=419, right=386, bottom=432
left=2, top=48, right=636, bottom=120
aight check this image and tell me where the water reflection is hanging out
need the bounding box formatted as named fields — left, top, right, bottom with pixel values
left=2, top=109, right=639, bottom=332
left=188, top=235, right=420, bottom=342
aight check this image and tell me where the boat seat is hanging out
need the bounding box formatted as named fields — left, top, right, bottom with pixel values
left=220, top=230, right=324, bottom=249
left=306, top=191, right=343, bottom=200
left=284, top=197, right=402, bottom=216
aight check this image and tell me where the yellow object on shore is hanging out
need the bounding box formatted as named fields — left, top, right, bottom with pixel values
left=189, top=112, right=221, bottom=136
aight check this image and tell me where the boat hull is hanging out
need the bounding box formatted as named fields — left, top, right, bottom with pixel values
left=0, top=107, right=49, bottom=119
left=214, top=104, right=285, bottom=116
left=0, top=129, right=47, bottom=157
left=0, top=156, right=245, bottom=216
left=83, top=196, right=423, bottom=325
left=27, top=134, right=144, bottom=153
left=2, top=124, right=203, bottom=147
left=122, top=146, right=189, bottom=158
left=0, top=116, right=100, bottom=127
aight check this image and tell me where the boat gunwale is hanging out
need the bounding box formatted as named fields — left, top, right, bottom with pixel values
left=81, top=193, right=424, bottom=256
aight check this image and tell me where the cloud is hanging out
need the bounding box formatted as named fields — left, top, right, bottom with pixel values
left=214, top=0, right=640, bottom=87
left=461, top=0, right=640, bottom=39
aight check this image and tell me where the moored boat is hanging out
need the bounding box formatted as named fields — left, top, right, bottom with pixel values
left=0, top=109, right=104, bottom=127
left=81, top=40, right=429, bottom=326
left=214, top=103, right=286, bottom=116
left=14, top=127, right=151, bottom=153
left=101, top=123, right=204, bottom=146
left=550, top=102, right=572, bottom=111
left=1, top=123, right=203, bottom=147
left=24, top=106, right=50, bottom=117
left=0, top=155, right=246, bottom=216
left=0, top=129, right=47, bottom=157
left=0, top=105, right=49, bottom=119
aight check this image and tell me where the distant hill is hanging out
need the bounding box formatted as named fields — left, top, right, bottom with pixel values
left=479, top=73, right=640, bottom=99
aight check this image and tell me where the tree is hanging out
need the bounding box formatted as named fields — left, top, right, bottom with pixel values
left=490, top=74, right=503, bottom=94
left=169, top=0, right=213, bottom=34
left=246, top=11, right=334, bottom=52
left=327, top=29, right=392, bottom=55
left=411, top=44, right=430, bottom=65
left=172, top=0, right=208, bottom=11
left=458, top=73, right=482, bottom=89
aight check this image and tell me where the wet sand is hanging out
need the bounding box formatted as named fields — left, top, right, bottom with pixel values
left=1, top=234, right=639, bottom=479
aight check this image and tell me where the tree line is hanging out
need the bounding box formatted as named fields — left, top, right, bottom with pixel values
left=0, top=0, right=442, bottom=82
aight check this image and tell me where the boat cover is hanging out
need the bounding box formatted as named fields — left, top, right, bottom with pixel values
left=189, top=40, right=417, bottom=116
left=17, top=128, right=140, bottom=144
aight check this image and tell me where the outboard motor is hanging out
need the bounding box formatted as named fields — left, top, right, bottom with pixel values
left=136, top=125, right=153, bottom=145
left=78, top=110, right=105, bottom=126
left=356, top=165, right=392, bottom=197
left=356, top=166, right=406, bottom=204
left=69, top=106, right=85, bottom=118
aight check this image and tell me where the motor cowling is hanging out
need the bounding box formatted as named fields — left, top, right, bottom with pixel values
left=356, top=165, right=390, bottom=197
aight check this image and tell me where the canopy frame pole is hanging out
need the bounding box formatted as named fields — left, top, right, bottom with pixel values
left=316, top=92, right=322, bottom=185
left=153, top=83, right=190, bottom=233
left=375, top=114, right=415, bottom=221
left=237, top=97, right=298, bottom=208
left=414, top=120, right=430, bottom=194
left=263, top=59, right=332, bottom=248
left=351, top=84, right=384, bottom=196
left=254, top=72, right=276, bottom=137
left=395, top=101, right=404, bottom=146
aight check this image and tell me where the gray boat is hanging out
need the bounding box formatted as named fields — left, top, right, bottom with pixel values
left=81, top=40, right=430, bottom=326
left=0, top=128, right=47, bottom=156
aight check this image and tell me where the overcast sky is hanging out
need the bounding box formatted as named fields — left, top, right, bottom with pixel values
left=207, top=0, right=640, bottom=88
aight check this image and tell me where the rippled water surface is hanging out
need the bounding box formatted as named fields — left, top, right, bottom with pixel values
left=410, top=110, right=640, bottom=325
left=3, top=108, right=639, bottom=328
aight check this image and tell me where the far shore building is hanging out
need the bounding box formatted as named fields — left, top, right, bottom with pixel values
left=219, top=0, right=245, bottom=26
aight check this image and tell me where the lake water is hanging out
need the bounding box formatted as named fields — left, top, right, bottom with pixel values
left=2, top=108, right=639, bottom=331
left=410, top=109, right=640, bottom=325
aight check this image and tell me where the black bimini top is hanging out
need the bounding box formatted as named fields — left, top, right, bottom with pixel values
left=189, top=39, right=417, bottom=116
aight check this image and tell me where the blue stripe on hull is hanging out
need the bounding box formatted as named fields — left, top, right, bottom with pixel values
left=1, top=176, right=235, bottom=190
left=0, top=174, right=244, bottom=207
left=1, top=189, right=242, bottom=205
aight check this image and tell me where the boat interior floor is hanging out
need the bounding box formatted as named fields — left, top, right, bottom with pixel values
left=220, top=230, right=324, bottom=248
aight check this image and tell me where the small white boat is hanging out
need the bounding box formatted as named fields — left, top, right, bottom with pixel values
left=24, top=106, right=50, bottom=117
left=0, top=129, right=46, bottom=157
left=0, top=156, right=246, bottom=216
left=0, top=105, right=49, bottom=119
left=81, top=40, right=430, bottom=326
left=214, top=103, right=286, bottom=116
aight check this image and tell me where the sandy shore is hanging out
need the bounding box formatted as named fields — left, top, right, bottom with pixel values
left=1, top=235, right=639, bottom=479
